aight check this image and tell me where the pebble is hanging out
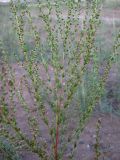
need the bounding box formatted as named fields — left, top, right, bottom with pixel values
left=87, top=144, right=90, bottom=149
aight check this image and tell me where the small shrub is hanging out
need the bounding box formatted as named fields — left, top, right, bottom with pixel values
left=0, top=0, right=120, bottom=159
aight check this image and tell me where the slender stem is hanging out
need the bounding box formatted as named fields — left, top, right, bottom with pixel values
left=54, top=102, right=60, bottom=160
left=54, top=122, right=59, bottom=160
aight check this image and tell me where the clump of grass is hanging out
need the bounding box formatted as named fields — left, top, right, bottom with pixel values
left=0, top=0, right=120, bottom=159
left=103, top=0, right=120, bottom=9
left=0, top=136, right=21, bottom=160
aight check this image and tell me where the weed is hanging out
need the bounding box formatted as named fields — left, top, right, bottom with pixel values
left=0, top=0, right=120, bottom=159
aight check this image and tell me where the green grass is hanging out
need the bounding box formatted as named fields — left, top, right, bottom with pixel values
left=0, top=5, right=20, bottom=62
left=104, top=0, right=120, bottom=9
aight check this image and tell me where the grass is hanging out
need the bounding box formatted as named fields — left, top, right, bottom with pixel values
left=103, top=0, right=120, bottom=9
left=0, top=5, right=20, bottom=62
